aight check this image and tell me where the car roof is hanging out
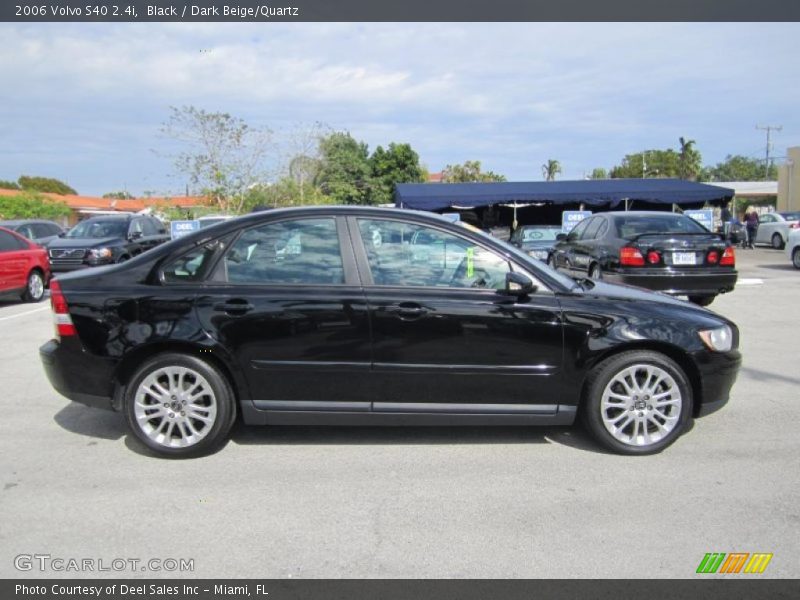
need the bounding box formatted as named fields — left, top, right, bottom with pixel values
left=0, top=219, right=57, bottom=226
left=604, top=211, right=691, bottom=219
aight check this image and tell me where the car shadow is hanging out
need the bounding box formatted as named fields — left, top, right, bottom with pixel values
left=53, top=402, right=609, bottom=455
left=754, top=263, right=796, bottom=272
left=740, top=366, right=800, bottom=386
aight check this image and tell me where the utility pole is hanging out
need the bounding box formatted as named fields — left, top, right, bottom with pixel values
left=756, top=124, right=782, bottom=180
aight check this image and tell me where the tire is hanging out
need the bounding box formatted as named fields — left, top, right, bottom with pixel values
left=117, top=254, right=130, bottom=263
left=588, top=263, right=602, bottom=280
left=688, top=295, right=715, bottom=307
left=547, top=255, right=557, bottom=270
left=22, top=269, right=45, bottom=303
left=581, top=351, right=693, bottom=455
left=793, top=248, right=800, bottom=270
left=771, top=233, right=784, bottom=250
left=124, top=353, right=236, bottom=458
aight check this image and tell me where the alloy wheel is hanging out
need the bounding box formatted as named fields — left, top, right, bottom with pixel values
left=28, top=272, right=44, bottom=301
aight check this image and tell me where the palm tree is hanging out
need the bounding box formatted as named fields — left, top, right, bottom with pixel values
left=678, top=137, right=701, bottom=181
left=542, top=159, right=562, bottom=181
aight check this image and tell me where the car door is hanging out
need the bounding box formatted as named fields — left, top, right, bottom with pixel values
left=192, top=216, right=373, bottom=408
left=569, top=217, right=606, bottom=275
left=350, top=216, right=564, bottom=412
left=0, top=230, right=29, bottom=291
left=755, top=213, right=775, bottom=244
left=553, top=217, right=592, bottom=274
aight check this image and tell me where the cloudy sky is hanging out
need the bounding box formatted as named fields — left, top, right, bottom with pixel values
left=0, top=22, right=797, bottom=196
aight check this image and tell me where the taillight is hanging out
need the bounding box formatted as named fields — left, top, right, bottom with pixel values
left=720, top=246, right=735, bottom=266
left=50, top=280, right=76, bottom=338
left=620, top=247, right=645, bottom=266
left=646, top=250, right=661, bottom=265
left=707, top=250, right=720, bottom=265
left=791, top=222, right=800, bottom=229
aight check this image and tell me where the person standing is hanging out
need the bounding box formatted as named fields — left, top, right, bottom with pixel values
left=720, top=202, right=732, bottom=240
left=744, top=207, right=760, bottom=249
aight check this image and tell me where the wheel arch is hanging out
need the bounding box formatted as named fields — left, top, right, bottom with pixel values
left=579, top=341, right=703, bottom=417
left=111, top=341, right=246, bottom=412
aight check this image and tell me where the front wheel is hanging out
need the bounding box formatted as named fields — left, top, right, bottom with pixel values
left=772, top=233, right=784, bottom=250
left=581, top=351, right=693, bottom=455
left=588, top=263, right=602, bottom=280
left=124, top=353, right=236, bottom=458
left=688, top=295, right=715, bottom=307
left=793, top=248, right=800, bottom=270
left=22, top=270, right=45, bottom=303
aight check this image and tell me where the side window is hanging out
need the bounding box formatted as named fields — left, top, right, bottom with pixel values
left=224, top=218, right=343, bottom=285
left=30, top=224, right=50, bottom=238
left=567, top=218, right=591, bottom=241
left=161, top=238, right=229, bottom=284
left=760, top=214, right=775, bottom=223
left=581, top=218, right=604, bottom=240
left=129, top=219, right=144, bottom=236
left=0, top=231, right=23, bottom=251
left=152, top=218, right=167, bottom=234
left=357, top=218, right=511, bottom=290
left=141, top=218, right=158, bottom=236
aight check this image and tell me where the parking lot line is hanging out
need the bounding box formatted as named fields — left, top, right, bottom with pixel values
left=0, top=306, right=50, bottom=322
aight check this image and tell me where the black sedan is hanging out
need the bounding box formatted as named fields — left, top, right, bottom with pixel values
left=551, top=211, right=737, bottom=306
left=509, top=225, right=561, bottom=262
left=40, top=206, right=740, bottom=457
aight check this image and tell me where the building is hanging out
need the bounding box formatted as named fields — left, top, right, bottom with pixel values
left=778, top=146, right=800, bottom=211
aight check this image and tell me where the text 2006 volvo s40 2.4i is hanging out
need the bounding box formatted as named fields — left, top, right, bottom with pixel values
left=40, top=207, right=741, bottom=457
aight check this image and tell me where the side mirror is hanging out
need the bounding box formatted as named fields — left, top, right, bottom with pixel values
left=503, top=272, right=536, bottom=297
left=556, top=233, right=567, bottom=242
left=129, top=231, right=143, bottom=241
left=58, top=231, right=66, bottom=238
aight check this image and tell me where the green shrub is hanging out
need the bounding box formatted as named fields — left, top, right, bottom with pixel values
left=0, top=191, right=72, bottom=220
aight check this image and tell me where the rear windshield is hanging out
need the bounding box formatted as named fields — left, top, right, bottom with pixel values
left=615, top=215, right=708, bottom=238
left=67, top=219, right=128, bottom=239
left=780, top=212, right=800, bottom=221
left=520, top=227, right=560, bottom=242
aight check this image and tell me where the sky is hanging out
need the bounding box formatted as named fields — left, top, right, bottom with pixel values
left=0, top=22, right=798, bottom=196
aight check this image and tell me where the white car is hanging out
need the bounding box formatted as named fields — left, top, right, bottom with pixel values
left=754, top=211, right=800, bottom=249
left=786, top=228, right=800, bottom=269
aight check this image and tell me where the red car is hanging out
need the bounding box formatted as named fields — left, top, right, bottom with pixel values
left=0, top=226, right=50, bottom=302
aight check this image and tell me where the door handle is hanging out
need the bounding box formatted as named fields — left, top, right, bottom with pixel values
left=213, top=299, right=254, bottom=315
left=385, top=303, right=428, bottom=319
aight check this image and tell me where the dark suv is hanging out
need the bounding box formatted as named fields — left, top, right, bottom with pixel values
left=47, top=214, right=169, bottom=273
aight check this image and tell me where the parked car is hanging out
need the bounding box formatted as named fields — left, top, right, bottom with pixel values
left=40, top=206, right=741, bottom=458
left=0, top=219, right=64, bottom=246
left=786, top=228, right=800, bottom=269
left=551, top=211, right=737, bottom=306
left=0, top=226, right=50, bottom=302
left=752, top=212, right=800, bottom=249
left=46, top=214, right=169, bottom=273
left=509, top=225, right=561, bottom=261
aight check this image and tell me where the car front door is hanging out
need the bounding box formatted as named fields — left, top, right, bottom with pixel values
left=553, top=217, right=592, bottom=274
left=755, top=213, right=775, bottom=244
left=351, top=216, right=564, bottom=412
left=0, top=231, right=29, bottom=291
left=192, top=216, right=373, bottom=409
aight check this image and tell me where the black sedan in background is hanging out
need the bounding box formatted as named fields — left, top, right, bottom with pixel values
left=40, top=207, right=740, bottom=458
left=551, top=211, right=737, bottom=306
left=509, top=225, right=561, bottom=262
left=0, top=219, right=64, bottom=246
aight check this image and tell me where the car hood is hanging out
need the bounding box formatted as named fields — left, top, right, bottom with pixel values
left=48, top=236, right=121, bottom=249
left=574, top=279, right=701, bottom=309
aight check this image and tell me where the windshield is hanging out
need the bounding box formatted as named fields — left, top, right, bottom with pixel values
left=519, top=227, right=560, bottom=242
left=67, top=219, right=128, bottom=239
left=615, top=214, right=708, bottom=238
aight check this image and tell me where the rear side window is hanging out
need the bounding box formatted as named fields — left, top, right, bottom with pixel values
left=223, top=218, right=344, bottom=285
left=0, top=230, right=25, bottom=251
left=581, top=218, right=604, bottom=240
left=162, top=239, right=229, bottom=284
left=141, top=218, right=158, bottom=235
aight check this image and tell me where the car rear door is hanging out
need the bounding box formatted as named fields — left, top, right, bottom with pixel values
left=349, top=216, right=564, bottom=412
left=553, top=217, right=592, bottom=274
left=0, top=230, right=30, bottom=290
left=193, top=215, right=373, bottom=408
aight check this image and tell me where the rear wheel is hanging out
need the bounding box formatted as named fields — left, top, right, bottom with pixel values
left=22, top=269, right=45, bottom=303
left=124, top=353, right=236, bottom=458
left=793, top=248, right=800, bottom=270
left=688, top=295, right=715, bottom=307
left=772, top=233, right=784, bottom=250
left=588, top=263, right=602, bottom=280
left=581, top=351, right=692, bottom=455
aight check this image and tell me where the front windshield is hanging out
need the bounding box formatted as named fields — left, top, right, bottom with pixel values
left=615, top=214, right=708, bottom=238
left=67, top=219, right=128, bottom=239
left=520, top=227, right=560, bottom=242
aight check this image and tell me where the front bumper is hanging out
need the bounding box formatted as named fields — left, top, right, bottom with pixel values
left=40, top=339, right=117, bottom=410
left=692, top=348, right=741, bottom=417
left=603, top=269, right=738, bottom=296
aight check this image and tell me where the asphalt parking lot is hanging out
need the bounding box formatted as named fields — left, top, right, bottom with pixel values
left=1, top=247, right=798, bottom=579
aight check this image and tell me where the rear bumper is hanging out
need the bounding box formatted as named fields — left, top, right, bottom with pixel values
left=604, top=269, right=737, bottom=296
left=692, top=349, right=741, bottom=417
left=40, top=339, right=116, bottom=410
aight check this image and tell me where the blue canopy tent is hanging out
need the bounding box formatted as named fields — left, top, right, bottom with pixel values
left=394, top=179, right=735, bottom=211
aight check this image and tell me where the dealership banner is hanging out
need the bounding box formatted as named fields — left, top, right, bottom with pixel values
left=3, top=0, right=800, bottom=22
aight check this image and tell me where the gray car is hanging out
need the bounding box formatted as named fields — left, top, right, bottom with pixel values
left=0, top=219, right=65, bottom=246
left=753, top=212, right=800, bottom=249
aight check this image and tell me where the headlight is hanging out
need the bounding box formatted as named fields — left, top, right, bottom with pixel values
left=89, top=247, right=112, bottom=259
left=698, top=326, right=733, bottom=352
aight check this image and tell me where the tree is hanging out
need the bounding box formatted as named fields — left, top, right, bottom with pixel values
left=0, top=191, right=71, bottom=220
left=705, top=154, right=778, bottom=181
left=542, top=159, right=562, bottom=181
left=243, top=178, right=333, bottom=210
left=18, top=175, right=76, bottom=195
left=678, top=137, right=702, bottom=181
left=369, top=143, right=425, bottom=204
left=161, top=106, right=274, bottom=213
left=610, top=149, right=680, bottom=179
left=0, top=180, right=20, bottom=190
left=590, top=168, right=608, bottom=179
left=441, top=160, right=506, bottom=183
left=102, top=191, right=135, bottom=199
left=316, top=132, right=373, bottom=205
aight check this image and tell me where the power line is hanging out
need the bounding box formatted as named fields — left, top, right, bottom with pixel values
left=755, top=124, right=782, bottom=180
